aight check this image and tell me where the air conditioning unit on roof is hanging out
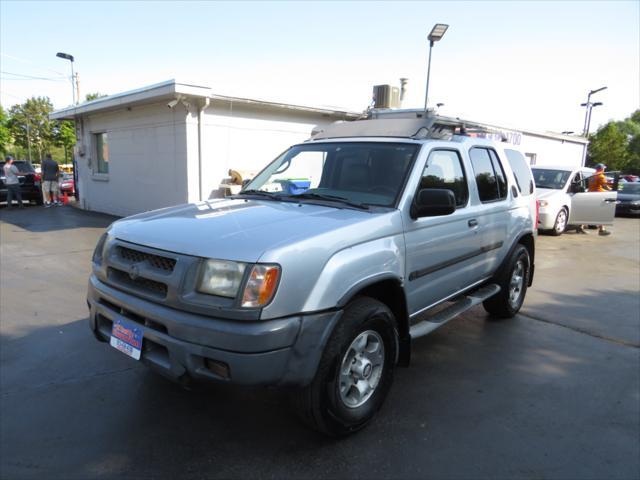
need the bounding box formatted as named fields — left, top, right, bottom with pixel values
left=373, top=85, right=400, bottom=109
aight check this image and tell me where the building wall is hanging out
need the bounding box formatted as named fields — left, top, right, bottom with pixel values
left=518, top=134, right=586, bottom=168
left=75, top=100, right=340, bottom=215
left=76, top=102, right=189, bottom=217
left=191, top=103, right=336, bottom=200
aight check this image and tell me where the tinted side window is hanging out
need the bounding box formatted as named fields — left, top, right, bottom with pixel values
left=505, top=149, right=534, bottom=196
left=420, top=149, right=468, bottom=207
left=488, top=150, right=508, bottom=199
left=469, top=148, right=499, bottom=202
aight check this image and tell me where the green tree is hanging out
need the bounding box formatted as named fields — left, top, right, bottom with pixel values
left=85, top=92, right=107, bottom=102
left=0, top=105, right=12, bottom=155
left=52, top=120, right=76, bottom=163
left=588, top=109, right=640, bottom=173
left=7, top=97, right=54, bottom=162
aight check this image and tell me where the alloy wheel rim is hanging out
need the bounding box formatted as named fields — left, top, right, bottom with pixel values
left=338, top=330, right=385, bottom=409
left=508, top=260, right=525, bottom=308
left=556, top=210, right=567, bottom=233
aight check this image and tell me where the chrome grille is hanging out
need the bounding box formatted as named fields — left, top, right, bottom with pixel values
left=116, top=246, right=176, bottom=272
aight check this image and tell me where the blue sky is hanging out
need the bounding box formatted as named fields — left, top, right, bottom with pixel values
left=1, top=1, right=638, bottom=133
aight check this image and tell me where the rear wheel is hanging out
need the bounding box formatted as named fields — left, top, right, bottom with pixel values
left=290, top=297, right=398, bottom=436
left=550, top=208, right=567, bottom=236
left=483, top=244, right=530, bottom=318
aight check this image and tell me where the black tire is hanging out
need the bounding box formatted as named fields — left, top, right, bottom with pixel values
left=550, top=208, right=568, bottom=236
left=35, top=193, right=44, bottom=205
left=483, top=244, right=530, bottom=319
left=290, top=297, right=398, bottom=436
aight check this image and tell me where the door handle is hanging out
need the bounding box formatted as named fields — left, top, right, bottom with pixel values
left=468, top=219, right=478, bottom=228
left=603, top=198, right=617, bottom=203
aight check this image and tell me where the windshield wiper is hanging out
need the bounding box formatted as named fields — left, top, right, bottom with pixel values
left=234, top=189, right=281, bottom=199
left=282, top=192, right=369, bottom=210
left=535, top=184, right=557, bottom=189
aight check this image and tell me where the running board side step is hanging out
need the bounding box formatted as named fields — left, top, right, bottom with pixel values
left=409, top=284, right=501, bottom=339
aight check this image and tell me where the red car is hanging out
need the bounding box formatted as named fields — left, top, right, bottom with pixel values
left=59, top=173, right=75, bottom=197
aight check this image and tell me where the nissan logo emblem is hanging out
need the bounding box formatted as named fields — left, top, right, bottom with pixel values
left=128, top=263, right=141, bottom=280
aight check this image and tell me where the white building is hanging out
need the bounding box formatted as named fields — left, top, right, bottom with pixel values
left=50, top=80, right=358, bottom=217
left=51, top=80, right=588, bottom=217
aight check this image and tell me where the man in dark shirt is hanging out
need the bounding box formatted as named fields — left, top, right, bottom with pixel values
left=41, top=153, right=61, bottom=207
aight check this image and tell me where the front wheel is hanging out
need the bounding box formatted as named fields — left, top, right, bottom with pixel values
left=290, top=297, right=398, bottom=436
left=483, top=244, right=530, bottom=319
left=550, top=208, right=568, bottom=236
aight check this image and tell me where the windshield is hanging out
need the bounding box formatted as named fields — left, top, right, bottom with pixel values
left=241, top=142, right=419, bottom=208
left=619, top=183, right=640, bottom=194
left=531, top=168, right=571, bottom=190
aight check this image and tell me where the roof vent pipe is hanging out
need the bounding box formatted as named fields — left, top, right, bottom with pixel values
left=399, top=78, right=408, bottom=105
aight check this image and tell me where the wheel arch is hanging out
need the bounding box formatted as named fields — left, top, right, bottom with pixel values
left=337, top=276, right=411, bottom=367
left=515, top=232, right=535, bottom=286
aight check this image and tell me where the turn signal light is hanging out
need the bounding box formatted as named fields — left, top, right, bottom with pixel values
left=241, top=265, right=280, bottom=308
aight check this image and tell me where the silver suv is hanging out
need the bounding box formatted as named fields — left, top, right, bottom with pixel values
left=88, top=113, right=536, bottom=436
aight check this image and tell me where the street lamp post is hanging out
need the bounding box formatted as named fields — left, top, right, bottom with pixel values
left=424, top=23, right=449, bottom=113
left=580, top=86, right=607, bottom=166
left=56, top=52, right=76, bottom=104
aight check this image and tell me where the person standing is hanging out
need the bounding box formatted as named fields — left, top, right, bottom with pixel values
left=41, top=153, right=61, bottom=207
left=3, top=155, right=29, bottom=209
left=587, top=163, right=612, bottom=236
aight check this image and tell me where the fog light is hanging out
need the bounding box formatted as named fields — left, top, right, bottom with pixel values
left=204, top=358, right=230, bottom=379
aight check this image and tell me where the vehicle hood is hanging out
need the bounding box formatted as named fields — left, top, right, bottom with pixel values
left=535, top=188, right=565, bottom=200
left=109, top=199, right=388, bottom=262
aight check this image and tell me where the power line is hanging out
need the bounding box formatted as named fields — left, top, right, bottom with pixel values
left=0, top=52, right=68, bottom=77
left=1, top=71, right=68, bottom=81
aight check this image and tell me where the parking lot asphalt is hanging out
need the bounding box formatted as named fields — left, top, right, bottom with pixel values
left=1, top=204, right=639, bottom=480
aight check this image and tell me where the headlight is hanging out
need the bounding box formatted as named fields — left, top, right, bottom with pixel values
left=631, top=200, right=640, bottom=206
left=241, top=265, right=281, bottom=308
left=92, top=233, right=108, bottom=265
left=538, top=200, right=549, bottom=207
left=197, top=259, right=246, bottom=298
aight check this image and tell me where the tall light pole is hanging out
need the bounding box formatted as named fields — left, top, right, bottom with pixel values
left=580, top=86, right=607, bottom=166
left=56, top=52, right=76, bottom=104
left=581, top=86, right=607, bottom=136
left=424, top=23, right=449, bottom=113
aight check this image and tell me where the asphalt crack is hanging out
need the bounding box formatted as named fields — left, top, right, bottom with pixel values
left=519, top=312, right=640, bottom=349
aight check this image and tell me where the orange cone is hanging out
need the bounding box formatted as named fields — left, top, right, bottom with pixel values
left=62, top=192, right=69, bottom=205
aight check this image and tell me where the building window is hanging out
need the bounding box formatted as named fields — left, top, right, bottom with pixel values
left=525, top=153, right=537, bottom=165
left=95, top=133, right=109, bottom=174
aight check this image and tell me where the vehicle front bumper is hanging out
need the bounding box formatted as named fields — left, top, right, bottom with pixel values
left=87, top=274, right=340, bottom=387
left=537, top=209, right=557, bottom=230
left=616, top=203, right=640, bottom=216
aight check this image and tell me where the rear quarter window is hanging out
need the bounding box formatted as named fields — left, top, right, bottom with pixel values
left=504, top=149, right=534, bottom=196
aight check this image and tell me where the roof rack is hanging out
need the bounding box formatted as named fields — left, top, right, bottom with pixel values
left=309, top=108, right=512, bottom=142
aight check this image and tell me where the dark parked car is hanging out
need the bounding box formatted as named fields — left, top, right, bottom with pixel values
left=0, top=160, right=43, bottom=206
left=616, top=183, right=640, bottom=216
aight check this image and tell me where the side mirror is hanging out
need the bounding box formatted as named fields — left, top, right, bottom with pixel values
left=411, top=188, right=456, bottom=219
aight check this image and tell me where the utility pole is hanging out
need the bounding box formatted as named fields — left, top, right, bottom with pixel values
left=75, top=72, right=80, bottom=104
left=26, top=119, right=32, bottom=163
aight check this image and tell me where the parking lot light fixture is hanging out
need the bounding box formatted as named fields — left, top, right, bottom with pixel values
left=424, top=23, right=449, bottom=112
left=579, top=86, right=607, bottom=165
left=56, top=52, right=76, bottom=105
